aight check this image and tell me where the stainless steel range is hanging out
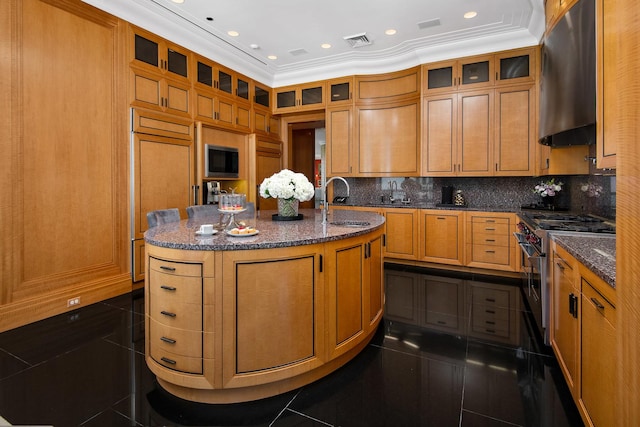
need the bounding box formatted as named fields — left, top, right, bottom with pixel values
left=514, top=211, right=615, bottom=345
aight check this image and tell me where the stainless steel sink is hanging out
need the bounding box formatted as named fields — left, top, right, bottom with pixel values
left=329, top=220, right=370, bottom=227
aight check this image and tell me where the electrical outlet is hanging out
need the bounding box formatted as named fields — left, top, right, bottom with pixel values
left=67, top=297, right=80, bottom=307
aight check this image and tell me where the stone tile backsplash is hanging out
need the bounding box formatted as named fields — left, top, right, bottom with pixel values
left=343, top=175, right=615, bottom=219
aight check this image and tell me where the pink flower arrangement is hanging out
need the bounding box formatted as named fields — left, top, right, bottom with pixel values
left=534, top=178, right=563, bottom=197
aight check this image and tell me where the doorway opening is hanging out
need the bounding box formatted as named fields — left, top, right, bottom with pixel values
left=288, top=120, right=325, bottom=209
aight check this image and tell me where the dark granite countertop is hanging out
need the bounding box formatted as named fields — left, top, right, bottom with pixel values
left=551, top=233, right=616, bottom=289
left=144, top=208, right=385, bottom=251
left=333, top=202, right=516, bottom=213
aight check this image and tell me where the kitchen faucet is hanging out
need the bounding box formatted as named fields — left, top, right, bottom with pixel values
left=322, top=176, right=350, bottom=224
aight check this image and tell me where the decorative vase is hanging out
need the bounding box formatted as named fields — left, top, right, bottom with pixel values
left=277, top=198, right=299, bottom=217
left=454, top=190, right=466, bottom=206
left=543, top=196, right=555, bottom=209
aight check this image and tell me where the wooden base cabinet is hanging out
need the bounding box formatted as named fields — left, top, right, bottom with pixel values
left=465, top=212, right=518, bottom=272
left=382, top=208, right=419, bottom=260
left=549, top=240, right=618, bottom=427
left=419, top=210, right=464, bottom=266
left=580, top=275, right=616, bottom=427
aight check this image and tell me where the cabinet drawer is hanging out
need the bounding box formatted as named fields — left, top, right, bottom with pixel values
left=148, top=296, right=203, bottom=330
left=470, top=233, right=511, bottom=247
left=471, top=222, right=510, bottom=236
left=149, top=318, right=203, bottom=358
left=471, top=286, right=511, bottom=309
left=150, top=347, right=203, bottom=374
left=150, top=257, right=202, bottom=277
left=149, top=269, right=203, bottom=304
left=425, top=312, right=461, bottom=330
left=470, top=245, right=510, bottom=265
left=471, top=216, right=510, bottom=226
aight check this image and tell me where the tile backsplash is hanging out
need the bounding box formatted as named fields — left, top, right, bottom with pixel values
left=342, top=175, right=616, bottom=219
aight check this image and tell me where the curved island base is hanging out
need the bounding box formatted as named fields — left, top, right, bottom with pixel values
left=144, top=209, right=385, bottom=403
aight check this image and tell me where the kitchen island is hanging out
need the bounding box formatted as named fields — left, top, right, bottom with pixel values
left=144, top=209, right=385, bottom=403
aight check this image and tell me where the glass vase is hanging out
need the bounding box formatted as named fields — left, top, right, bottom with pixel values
left=277, top=198, right=299, bottom=217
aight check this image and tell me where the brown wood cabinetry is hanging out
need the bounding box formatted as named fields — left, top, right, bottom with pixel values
left=549, top=239, right=618, bottom=426
left=252, top=106, right=280, bottom=138
left=580, top=275, right=616, bottom=427
left=273, top=81, right=325, bottom=113
left=327, top=77, right=354, bottom=106
left=249, top=135, right=283, bottom=210
left=595, top=0, right=617, bottom=169
left=550, top=243, right=580, bottom=400
left=545, top=0, right=578, bottom=33
left=381, top=208, right=419, bottom=260
left=147, top=257, right=204, bottom=374
left=423, top=56, right=494, bottom=95
left=355, top=100, right=421, bottom=176
left=326, top=106, right=355, bottom=176
left=465, top=213, right=517, bottom=272
left=0, top=0, right=131, bottom=331
left=419, top=274, right=466, bottom=335
left=355, top=67, right=420, bottom=103
left=419, top=210, right=464, bottom=266
left=129, top=26, right=191, bottom=117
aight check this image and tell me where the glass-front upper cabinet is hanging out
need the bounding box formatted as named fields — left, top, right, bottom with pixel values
left=327, top=77, right=354, bottom=105
left=495, top=47, right=537, bottom=85
left=131, top=26, right=189, bottom=80
left=254, top=84, right=271, bottom=109
left=423, top=56, right=494, bottom=95
left=273, top=82, right=325, bottom=113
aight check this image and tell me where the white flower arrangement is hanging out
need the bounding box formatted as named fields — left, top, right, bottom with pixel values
left=259, top=169, right=315, bottom=202
left=534, top=178, right=563, bottom=197
left=581, top=182, right=603, bottom=198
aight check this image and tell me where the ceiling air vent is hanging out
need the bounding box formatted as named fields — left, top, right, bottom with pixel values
left=288, top=48, right=308, bottom=56
left=417, top=18, right=441, bottom=30
left=343, top=32, right=372, bottom=48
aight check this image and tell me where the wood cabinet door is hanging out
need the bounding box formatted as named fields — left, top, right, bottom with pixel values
left=596, top=0, right=617, bottom=169
left=356, top=100, right=420, bottom=176
left=419, top=210, right=464, bottom=265
left=494, top=85, right=535, bottom=176
left=419, top=275, right=466, bottom=335
left=422, top=94, right=457, bottom=176
left=384, top=269, right=420, bottom=325
left=457, top=90, right=493, bottom=176
left=383, top=208, right=418, bottom=259
left=550, top=248, right=580, bottom=398
left=326, top=107, right=354, bottom=176
left=581, top=278, right=616, bottom=427
left=366, top=233, right=384, bottom=326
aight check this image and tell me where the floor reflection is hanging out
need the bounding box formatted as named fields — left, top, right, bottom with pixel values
left=0, top=266, right=583, bottom=426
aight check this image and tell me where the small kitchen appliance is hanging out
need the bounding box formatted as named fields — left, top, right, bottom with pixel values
left=206, top=181, right=221, bottom=205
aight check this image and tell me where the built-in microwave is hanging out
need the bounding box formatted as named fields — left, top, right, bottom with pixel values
left=205, top=144, right=239, bottom=178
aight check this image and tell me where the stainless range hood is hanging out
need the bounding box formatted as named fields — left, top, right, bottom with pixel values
left=539, top=0, right=595, bottom=147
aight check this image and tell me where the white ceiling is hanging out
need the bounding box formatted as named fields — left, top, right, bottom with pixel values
left=83, top=0, right=545, bottom=87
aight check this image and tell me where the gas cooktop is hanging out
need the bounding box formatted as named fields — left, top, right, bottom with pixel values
left=519, top=212, right=616, bottom=234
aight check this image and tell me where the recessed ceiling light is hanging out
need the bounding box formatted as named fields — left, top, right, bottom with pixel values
left=385, top=29, right=397, bottom=36
left=171, top=0, right=184, bottom=3
left=267, top=55, right=277, bottom=60
left=321, top=43, right=332, bottom=49
left=464, top=11, right=478, bottom=19
left=249, top=44, right=260, bottom=50
left=227, top=30, right=239, bottom=37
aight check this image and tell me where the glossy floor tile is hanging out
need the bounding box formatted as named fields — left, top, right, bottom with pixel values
left=0, top=266, right=584, bottom=426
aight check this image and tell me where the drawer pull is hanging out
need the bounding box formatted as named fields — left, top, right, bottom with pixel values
left=437, top=321, right=447, bottom=325
left=161, top=310, right=177, bottom=318
left=485, top=320, right=496, bottom=325
left=160, top=266, right=176, bottom=272
left=485, top=250, right=495, bottom=254
left=591, top=297, right=605, bottom=310
left=485, top=298, right=496, bottom=303
left=160, top=285, right=177, bottom=291
left=485, top=329, right=496, bottom=334
left=486, top=309, right=495, bottom=314
left=484, top=227, right=496, bottom=231
left=161, top=336, right=176, bottom=344
left=161, top=357, right=177, bottom=365
left=485, top=239, right=495, bottom=242
left=436, top=217, right=447, bottom=220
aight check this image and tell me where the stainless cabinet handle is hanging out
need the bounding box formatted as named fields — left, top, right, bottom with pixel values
left=160, top=266, right=176, bottom=272
left=161, top=337, right=176, bottom=344
left=160, top=285, right=176, bottom=291
left=161, top=357, right=176, bottom=365
left=161, top=310, right=177, bottom=318
left=591, top=297, right=605, bottom=310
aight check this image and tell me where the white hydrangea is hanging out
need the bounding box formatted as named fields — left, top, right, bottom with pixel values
left=259, top=169, right=315, bottom=202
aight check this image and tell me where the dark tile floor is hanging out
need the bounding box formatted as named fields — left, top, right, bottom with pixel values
left=0, top=266, right=584, bottom=427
